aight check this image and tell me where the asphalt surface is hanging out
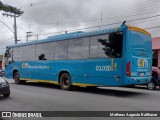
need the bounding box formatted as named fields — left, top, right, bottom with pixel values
left=1, top=77, right=160, bottom=120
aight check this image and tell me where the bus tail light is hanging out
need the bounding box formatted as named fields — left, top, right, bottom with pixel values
left=126, top=61, right=131, bottom=76
left=155, top=67, right=159, bottom=75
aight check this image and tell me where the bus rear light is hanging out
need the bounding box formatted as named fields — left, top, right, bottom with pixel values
left=155, top=67, right=159, bottom=75
left=126, top=61, right=131, bottom=76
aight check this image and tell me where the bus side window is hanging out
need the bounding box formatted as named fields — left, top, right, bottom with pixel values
left=98, top=32, right=123, bottom=58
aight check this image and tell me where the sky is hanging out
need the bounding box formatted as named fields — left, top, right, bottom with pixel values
left=0, top=0, right=160, bottom=54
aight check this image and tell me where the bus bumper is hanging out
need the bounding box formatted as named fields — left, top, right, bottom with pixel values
left=122, top=75, right=151, bottom=86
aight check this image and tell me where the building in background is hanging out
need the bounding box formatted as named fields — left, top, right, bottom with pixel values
left=152, top=37, right=160, bottom=67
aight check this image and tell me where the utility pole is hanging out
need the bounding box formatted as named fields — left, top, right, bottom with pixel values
left=14, top=13, right=18, bottom=44
left=26, top=32, right=32, bottom=42
left=37, top=34, right=39, bottom=40
left=98, top=12, right=103, bottom=30
left=2, top=13, right=19, bottom=44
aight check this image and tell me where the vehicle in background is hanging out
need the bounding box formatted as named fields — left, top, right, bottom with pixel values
left=0, top=78, right=10, bottom=97
left=147, top=67, right=160, bottom=90
left=0, top=68, right=5, bottom=77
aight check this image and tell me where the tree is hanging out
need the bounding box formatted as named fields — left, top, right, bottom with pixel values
left=98, top=33, right=123, bottom=58
left=0, top=1, right=24, bottom=16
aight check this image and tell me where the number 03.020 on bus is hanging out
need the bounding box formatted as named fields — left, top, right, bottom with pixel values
left=4, top=25, right=152, bottom=90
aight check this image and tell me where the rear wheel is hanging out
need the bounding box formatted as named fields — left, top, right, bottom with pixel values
left=60, top=73, right=72, bottom=90
left=147, top=82, right=156, bottom=90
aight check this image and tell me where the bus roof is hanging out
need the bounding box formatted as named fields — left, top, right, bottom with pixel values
left=128, top=26, right=151, bottom=36
left=6, top=25, right=150, bottom=48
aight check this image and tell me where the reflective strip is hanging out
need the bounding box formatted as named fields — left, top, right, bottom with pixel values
left=128, top=26, right=151, bottom=36
left=73, top=83, right=99, bottom=87
left=21, top=78, right=58, bottom=84
left=21, top=78, right=100, bottom=87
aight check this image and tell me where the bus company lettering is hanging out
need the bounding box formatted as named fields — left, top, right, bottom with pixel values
left=137, top=58, right=148, bottom=68
left=22, top=63, right=50, bottom=69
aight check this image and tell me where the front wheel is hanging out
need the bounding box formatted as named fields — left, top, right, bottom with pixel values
left=14, top=72, right=26, bottom=84
left=14, top=71, right=21, bottom=84
left=147, top=82, right=156, bottom=90
left=60, top=73, right=72, bottom=90
left=3, top=90, right=10, bottom=97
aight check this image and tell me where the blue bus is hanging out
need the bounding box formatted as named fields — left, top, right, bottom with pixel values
left=4, top=25, right=152, bottom=90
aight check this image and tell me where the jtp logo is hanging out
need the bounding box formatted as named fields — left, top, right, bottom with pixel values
left=137, top=58, right=148, bottom=68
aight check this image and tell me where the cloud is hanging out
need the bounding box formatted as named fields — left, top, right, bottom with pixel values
left=22, top=0, right=89, bottom=24
left=0, top=0, right=160, bottom=54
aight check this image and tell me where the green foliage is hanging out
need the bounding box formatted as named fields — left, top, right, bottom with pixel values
left=0, top=1, right=24, bottom=16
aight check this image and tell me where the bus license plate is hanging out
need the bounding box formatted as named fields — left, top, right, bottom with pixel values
left=140, top=72, right=145, bottom=76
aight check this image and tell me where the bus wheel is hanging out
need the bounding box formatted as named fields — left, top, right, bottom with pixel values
left=14, top=72, right=20, bottom=84
left=60, top=73, right=72, bottom=90
left=147, top=82, right=156, bottom=90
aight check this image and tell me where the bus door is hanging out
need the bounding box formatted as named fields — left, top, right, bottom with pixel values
left=88, top=32, right=123, bottom=86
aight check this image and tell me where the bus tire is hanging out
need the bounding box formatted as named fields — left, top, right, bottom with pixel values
left=60, top=73, right=72, bottom=90
left=147, top=82, right=156, bottom=90
left=14, top=71, right=21, bottom=84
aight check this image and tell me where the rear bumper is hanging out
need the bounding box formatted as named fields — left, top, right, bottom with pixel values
left=122, top=75, right=151, bottom=86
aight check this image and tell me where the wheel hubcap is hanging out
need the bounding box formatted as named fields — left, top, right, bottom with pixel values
left=148, top=83, right=154, bottom=89
left=63, top=78, right=69, bottom=86
left=14, top=73, right=19, bottom=82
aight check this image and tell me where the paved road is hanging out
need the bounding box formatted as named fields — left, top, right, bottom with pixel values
left=1, top=77, right=160, bottom=120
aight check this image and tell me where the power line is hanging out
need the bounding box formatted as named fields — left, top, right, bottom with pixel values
left=22, top=0, right=159, bottom=24
left=145, top=26, right=160, bottom=30
left=18, top=1, right=160, bottom=30
left=1, top=22, right=160, bottom=47
left=36, top=1, right=159, bottom=24
left=0, top=37, right=14, bottom=47
left=11, top=0, right=159, bottom=37
left=0, top=20, right=14, bottom=33
left=24, top=13, right=160, bottom=37
left=1, top=0, right=160, bottom=46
